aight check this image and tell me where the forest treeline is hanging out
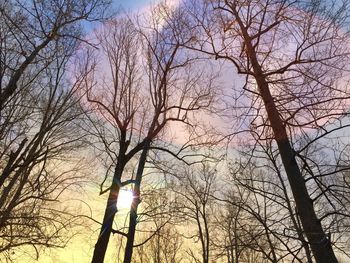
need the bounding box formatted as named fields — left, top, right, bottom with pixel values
left=1, top=0, right=350, bottom=262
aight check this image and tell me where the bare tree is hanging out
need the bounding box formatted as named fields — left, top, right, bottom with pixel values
left=134, top=224, right=184, bottom=263
left=222, top=159, right=312, bottom=262
left=78, top=4, right=218, bottom=262
left=0, top=0, right=111, bottom=110
left=0, top=1, right=111, bottom=260
left=132, top=186, right=184, bottom=263
left=0, top=51, right=89, bottom=260
left=182, top=0, right=350, bottom=262
left=166, top=161, right=218, bottom=263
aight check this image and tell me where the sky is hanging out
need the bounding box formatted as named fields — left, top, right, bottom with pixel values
left=29, top=2, right=181, bottom=262
left=114, top=0, right=157, bottom=10
left=12, top=1, right=350, bottom=262
left=113, top=0, right=182, bottom=12
left=113, top=0, right=181, bottom=12
left=3, top=2, right=170, bottom=262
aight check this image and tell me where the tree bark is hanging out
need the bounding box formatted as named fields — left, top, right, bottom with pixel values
left=247, top=44, right=337, bottom=263
left=123, top=139, right=151, bottom=263
left=91, top=128, right=133, bottom=263
left=229, top=7, right=339, bottom=262
left=91, top=165, right=123, bottom=263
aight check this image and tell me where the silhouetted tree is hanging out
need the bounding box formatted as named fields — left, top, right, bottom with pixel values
left=0, top=0, right=111, bottom=109
left=78, top=4, right=218, bottom=262
left=0, top=0, right=111, bottom=259
left=183, top=0, right=350, bottom=261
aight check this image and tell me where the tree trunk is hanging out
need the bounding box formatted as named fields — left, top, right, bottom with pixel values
left=274, top=138, right=336, bottom=263
left=234, top=13, right=338, bottom=262
left=91, top=166, right=123, bottom=263
left=123, top=139, right=151, bottom=263
left=91, top=131, right=130, bottom=263
left=275, top=160, right=313, bottom=263
left=0, top=36, right=53, bottom=110
left=252, top=58, right=337, bottom=263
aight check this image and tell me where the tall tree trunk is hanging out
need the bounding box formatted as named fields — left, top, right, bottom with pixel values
left=249, top=49, right=337, bottom=263
left=231, top=9, right=339, bottom=262
left=275, top=159, right=313, bottom=263
left=91, top=164, right=123, bottom=263
left=123, top=139, right=151, bottom=263
left=91, top=131, right=130, bottom=263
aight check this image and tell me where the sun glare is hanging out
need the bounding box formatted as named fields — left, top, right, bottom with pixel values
left=117, top=189, right=134, bottom=209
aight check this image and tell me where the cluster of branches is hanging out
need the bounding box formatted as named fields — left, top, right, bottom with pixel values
left=76, top=3, right=220, bottom=263
left=171, top=0, right=350, bottom=262
left=101, top=0, right=350, bottom=262
left=131, top=150, right=349, bottom=263
left=2, top=0, right=350, bottom=263
left=0, top=0, right=111, bottom=261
